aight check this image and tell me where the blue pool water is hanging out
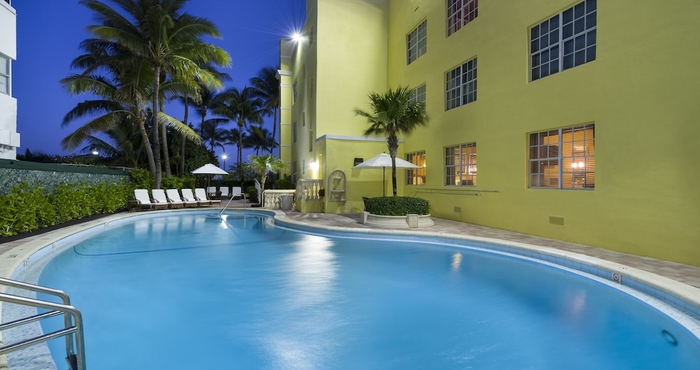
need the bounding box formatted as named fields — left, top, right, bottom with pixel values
left=37, top=212, right=700, bottom=369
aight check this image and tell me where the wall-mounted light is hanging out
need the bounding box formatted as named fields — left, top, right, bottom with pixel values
left=291, top=32, right=303, bottom=43
left=309, top=160, right=319, bottom=171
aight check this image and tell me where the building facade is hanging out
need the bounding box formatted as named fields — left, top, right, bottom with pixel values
left=0, top=0, right=19, bottom=160
left=279, top=0, right=700, bottom=266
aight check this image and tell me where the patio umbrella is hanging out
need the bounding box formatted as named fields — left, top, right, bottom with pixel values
left=353, top=153, right=419, bottom=196
left=192, top=163, right=228, bottom=188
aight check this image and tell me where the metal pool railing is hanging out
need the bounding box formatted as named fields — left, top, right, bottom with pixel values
left=0, top=277, right=86, bottom=370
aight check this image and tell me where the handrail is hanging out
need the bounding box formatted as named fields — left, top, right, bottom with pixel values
left=0, top=277, right=86, bottom=370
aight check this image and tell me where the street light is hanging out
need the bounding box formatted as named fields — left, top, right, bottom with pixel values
left=222, top=153, right=227, bottom=170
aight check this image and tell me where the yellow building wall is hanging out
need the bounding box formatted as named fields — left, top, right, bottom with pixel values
left=386, top=0, right=700, bottom=266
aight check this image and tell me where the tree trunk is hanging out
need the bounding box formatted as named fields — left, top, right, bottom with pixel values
left=238, top=119, right=244, bottom=184
left=137, top=119, right=157, bottom=179
left=161, top=101, right=171, bottom=178
left=270, top=106, right=278, bottom=155
left=180, top=96, right=189, bottom=177
left=152, top=65, right=162, bottom=188
left=388, top=134, right=399, bottom=197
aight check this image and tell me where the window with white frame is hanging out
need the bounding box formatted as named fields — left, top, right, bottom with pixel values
left=445, top=58, right=477, bottom=110
left=445, top=143, right=476, bottom=186
left=0, top=54, right=9, bottom=95
left=530, top=0, right=596, bottom=81
left=447, top=0, right=478, bottom=37
left=409, top=84, right=426, bottom=114
left=406, top=151, right=426, bottom=185
left=528, top=124, right=595, bottom=189
left=407, top=20, right=427, bottom=64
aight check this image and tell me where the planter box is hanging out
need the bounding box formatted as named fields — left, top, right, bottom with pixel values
left=361, top=212, right=434, bottom=229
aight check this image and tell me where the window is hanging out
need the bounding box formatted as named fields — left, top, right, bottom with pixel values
left=447, top=0, right=478, bottom=36
left=293, top=121, right=297, bottom=143
left=530, top=0, right=596, bottom=81
left=406, top=151, right=426, bottom=185
left=0, top=54, right=9, bottom=95
left=528, top=124, right=595, bottom=189
left=409, top=84, right=426, bottom=106
left=445, top=143, right=476, bottom=186
left=407, top=20, right=427, bottom=64
left=308, top=129, right=313, bottom=152
left=445, top=58, right=477, bottom=110
left=293, top=80, right=297, bottom=104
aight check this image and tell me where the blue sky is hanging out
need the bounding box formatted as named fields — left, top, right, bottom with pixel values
left=13, top=0, right=306, bottom=158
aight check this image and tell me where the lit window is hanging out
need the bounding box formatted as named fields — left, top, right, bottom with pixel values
left=530, top=0, right=596, bottom=81
left=407, top=20, right=427, bottom=64
left=447, top=0, right=478, bottom=37
left=0, top=54, right=9, bottom=95
left=445, top=143, right=476, bottom=186
left=528, top=124, right=595, bottom=189
left=445, top=58, right=477, bottom=110
left=406, top=151, right=426, bottom=185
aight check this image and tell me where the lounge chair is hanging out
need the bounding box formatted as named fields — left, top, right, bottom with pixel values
left=181, top=188, right=206, bottom=207
left=195, top=188, right=221, bottom=206
left=232, top=187, right=242, bottom=199
left=220, top=187, right=230, bottom=199
left=152, top=189, right=183, bottom=209
left=167, top=189, right=198, bottom=208
left=207, top=186, right=217, bottom=198
left=134, top=189, right=167, bottom=210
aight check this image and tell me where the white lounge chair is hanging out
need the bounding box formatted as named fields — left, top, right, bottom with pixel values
left=181, top=188, right=206, bottom=207
left=207, top=186, right=217, bottom=198
left=167, top=189, right=197, bottom=208
left=232, top=187, right=242, bottom=199
left=195, top=188, right=221, bottom=206
left=134, top=189, right=167, bottom=210
left=152, top=189, right=183, bottom=209
left=220, top=187, right=230, bottom=199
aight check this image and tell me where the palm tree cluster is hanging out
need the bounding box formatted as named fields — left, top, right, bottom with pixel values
left=60, top=0, right=281, bottom=187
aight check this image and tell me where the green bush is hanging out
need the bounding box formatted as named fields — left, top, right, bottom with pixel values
left=128, top=168, right=154, bottom=190
left=182, top=177, right=196, bottom=190
left=364, top=196, right=430, bottom=216
left=0, top=181, right=132, bottom=237
left=246, top=186, right=258, bottom=203
left=275, top=175, right=294, bottom=189
left=160, top=176, right=185, bottom=190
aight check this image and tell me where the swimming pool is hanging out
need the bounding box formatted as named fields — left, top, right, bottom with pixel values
left=6, top=211, right=700, bottom=369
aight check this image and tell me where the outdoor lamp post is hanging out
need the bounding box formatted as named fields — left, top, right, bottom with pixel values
left=222, top=153, right=227, bottom=171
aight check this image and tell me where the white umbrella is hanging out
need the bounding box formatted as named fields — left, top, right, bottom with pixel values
left=354, top=153, right=419, bottom=196
left=192, top=164, right=228, bottom=188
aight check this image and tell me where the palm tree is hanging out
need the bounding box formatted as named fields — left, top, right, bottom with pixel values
left=213, top=87, right=264, bottom=183
left=245, top=154, right=286, bottom=198
left=355, top=86, right=429, bottom=196
left=200, top=119, right=228, bottom=152
left=80, top=0, right=231, bottom=188
left=223, top=127, right=245, bottom=167
left=250, top=66, right=280, bottom=154
left=244, top=126, right=276, bottom=155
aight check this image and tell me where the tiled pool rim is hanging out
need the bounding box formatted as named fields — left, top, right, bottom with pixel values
left=0, top=209, right=698, bottom=367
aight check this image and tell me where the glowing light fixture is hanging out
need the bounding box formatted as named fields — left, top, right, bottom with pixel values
left=309, top=160, right=319, bottom=171
left=291, top=32, right=303, bottom=42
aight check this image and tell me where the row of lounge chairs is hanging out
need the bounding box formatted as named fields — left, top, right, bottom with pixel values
left=133, top=188, right=221, bottom=211
left=206, top=186, right=243, bottom=199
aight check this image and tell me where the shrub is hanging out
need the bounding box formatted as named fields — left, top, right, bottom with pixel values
left=160, top=176, right=185, bottom=190
left=275, top=175, right=294, bottom=189
left=364, top=196, right=430, bottom=216
left=246, top=186, right=258, bottom=204
left=128, top=168, right=154, bottom=190
left=0, top=181, right=132, bottom=237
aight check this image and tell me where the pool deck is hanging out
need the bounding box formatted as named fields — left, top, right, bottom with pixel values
left=1, top=201, right=699, bottom=292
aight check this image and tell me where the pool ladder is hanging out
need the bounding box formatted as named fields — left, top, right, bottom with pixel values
left=0, top=277, right=86, bottom=370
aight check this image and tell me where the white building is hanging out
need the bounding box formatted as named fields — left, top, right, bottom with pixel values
left=0, top=0, right=19, bottom=159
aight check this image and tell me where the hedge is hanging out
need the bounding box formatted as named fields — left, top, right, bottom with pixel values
left=364, top=196, right=430, bottom=216
left=0, top=181, right=132, bottom=237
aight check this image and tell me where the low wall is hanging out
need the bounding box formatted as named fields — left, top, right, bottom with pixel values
left=0, top=159, right=129, bottom=195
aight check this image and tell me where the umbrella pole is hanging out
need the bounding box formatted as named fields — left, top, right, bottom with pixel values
left=383, top=167, right=386, bottom=197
